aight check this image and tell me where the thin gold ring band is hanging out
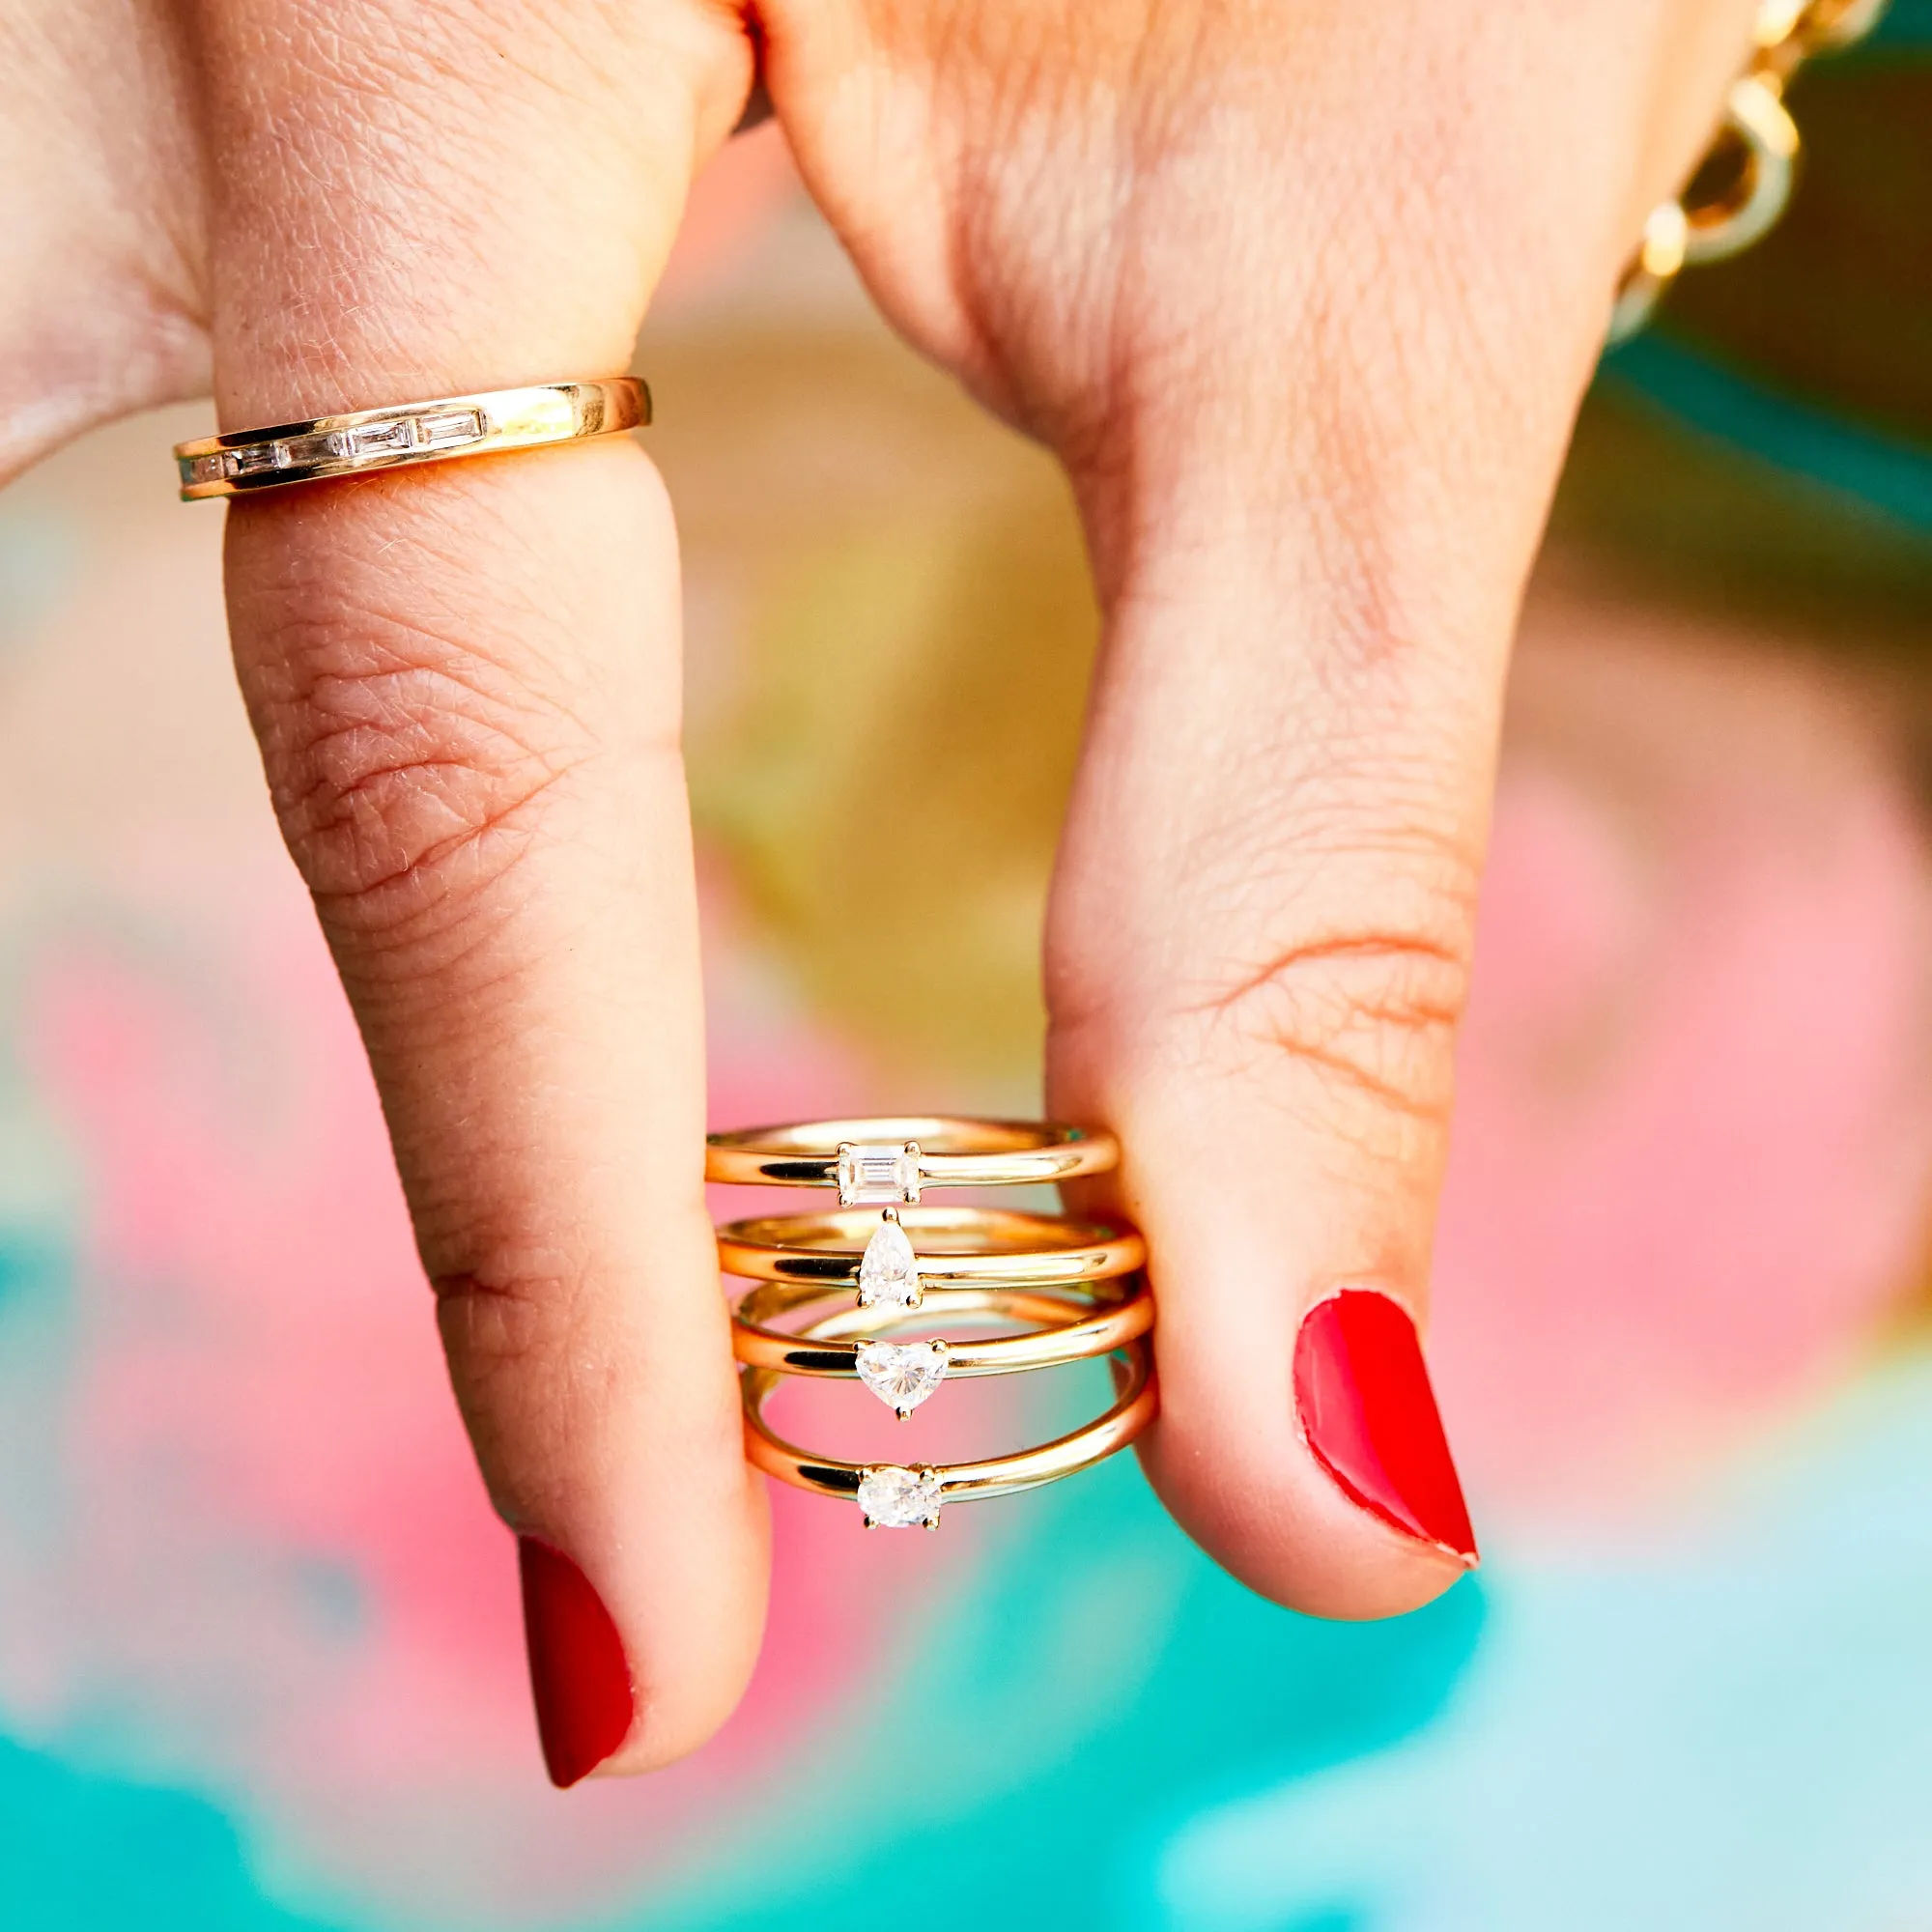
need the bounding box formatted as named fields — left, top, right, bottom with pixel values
left=705, top=1116, right=1118, bottom=1200
left=742, top=1336, right=1155, bottom=1525
left=716, top=1205, right=1144, bottom=1287
left=174, top=378, right=650, bottom=500
left=731, top=1280, right=1153, bottom=1377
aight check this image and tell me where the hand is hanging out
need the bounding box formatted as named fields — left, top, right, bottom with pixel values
left=0, top=0, right=1758, bottom=1777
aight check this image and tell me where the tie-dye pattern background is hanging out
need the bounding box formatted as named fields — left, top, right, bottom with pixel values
left=3, top=20, right=1931, bottom=1927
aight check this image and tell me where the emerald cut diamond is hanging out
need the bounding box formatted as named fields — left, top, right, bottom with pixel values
left=837, top=1141, right=921, bottom=1206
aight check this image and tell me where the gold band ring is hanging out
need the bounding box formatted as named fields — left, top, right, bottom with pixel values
left=174, top=378, right=650, bottom=500
left=705, top=1116, right=1118, bottom=1202
left=742, top=1330, right=1155, bottom=1527
left=716, top=1205, right=1144, bottom=1291
left=732, top=1281, right=1153, bottom=1416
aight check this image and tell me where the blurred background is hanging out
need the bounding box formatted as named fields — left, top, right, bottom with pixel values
left=2, top=13, right=1930, bottom=1928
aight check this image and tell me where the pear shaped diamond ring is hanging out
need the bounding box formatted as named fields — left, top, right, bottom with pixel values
left=715, top=1205, right=1145, bottom=1295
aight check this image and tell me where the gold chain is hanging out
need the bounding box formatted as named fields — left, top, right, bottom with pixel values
left=1608, top=0, right=1889, bottom=342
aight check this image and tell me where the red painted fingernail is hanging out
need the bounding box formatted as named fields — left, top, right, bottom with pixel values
left=1293, top=1289, right=1478, bottom=1565
left=518, top=1537, right=635, bottom=1787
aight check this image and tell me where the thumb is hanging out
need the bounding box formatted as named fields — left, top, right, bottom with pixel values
left=1043, top=290, right=1595, bottom=1620
left=1026, top=0, right=1764, bottom=1620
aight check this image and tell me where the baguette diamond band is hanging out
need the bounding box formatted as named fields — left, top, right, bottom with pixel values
left=173, top=378, right=649, bottom=500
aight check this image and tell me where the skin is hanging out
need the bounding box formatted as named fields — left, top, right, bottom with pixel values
left=0, top=0, right=1758, bottom=1771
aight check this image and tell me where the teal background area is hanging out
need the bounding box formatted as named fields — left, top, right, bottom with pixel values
left=1605, top=334, right=1932, bottom=533
left=0, top=1740, right=347, bottom=1932
left=18, top=1348, right=1932, bottom=1929
left=0, top=1437, right=1483, bottom=1931
left=0, top=1406, right=1476, bottom=1932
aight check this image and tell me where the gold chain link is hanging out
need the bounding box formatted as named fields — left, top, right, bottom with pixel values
left=1607, top=0, right=1889, bottom=342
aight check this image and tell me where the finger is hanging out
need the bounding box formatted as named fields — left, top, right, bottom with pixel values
left=1040, top=10, right=1755, bottom=1617
left=0, top=0, right=207, bottom=479
left=1048, top=483, right=1504, bottom=1619
left=194, top=0, right=760, bottom=1775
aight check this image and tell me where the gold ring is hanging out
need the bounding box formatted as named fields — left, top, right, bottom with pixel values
left=741, top=1327, right=1155, bottom=1528
left=173, top=378, right=650, bottom=500
left=732, top=1279, right=1153, bottom=1416
left=705, top=1115, right=1118, bottom=1202
left=716, top=1205, right=1144, bottom=1299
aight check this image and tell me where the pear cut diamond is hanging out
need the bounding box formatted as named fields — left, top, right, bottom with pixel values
left=856, top=1339, right=949, bottom=1417
left=857, top=1213, right=922, bottom=1311
left=857, top=1464, right=944, bottom=1529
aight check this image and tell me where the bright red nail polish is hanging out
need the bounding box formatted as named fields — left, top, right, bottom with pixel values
left=518, top=1537, right=635, bottom=1787
left=1293, top=1290, right=1478, bottom=1564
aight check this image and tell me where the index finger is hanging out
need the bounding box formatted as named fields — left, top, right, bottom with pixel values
left=192, top=0, right=763, bottom=1779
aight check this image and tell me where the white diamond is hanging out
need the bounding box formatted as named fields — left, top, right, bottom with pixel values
left=414, top=407, right=484, bottom=448
left=857, top=1464, right=944, bottom=1529
left=856, top=1339, right=948, bottom=1417
left=857, top=1214, right=922, bottom=1311
left=838, top=1141, right=921, bottom=1206
left=349, top=418, right=415, bottom=457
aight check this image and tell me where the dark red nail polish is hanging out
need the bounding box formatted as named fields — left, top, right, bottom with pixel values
left=1293, top=1289, right=1478, bottom=1564
left=518, top=1536, right=635, bottom=1787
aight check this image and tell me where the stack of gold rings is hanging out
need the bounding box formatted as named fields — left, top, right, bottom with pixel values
left=707, top=1118, right=1154, bottom=1530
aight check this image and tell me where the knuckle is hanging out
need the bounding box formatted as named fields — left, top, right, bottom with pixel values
left=243, top=590, right=597, bottom=944
left=1181, top=817, right=1479, bottom=1140
left=1053, top=800, right=1481, bottom=1155
left=1193, top=921, right=1471, bottom=1137
left=433, top=1269, right=605, bottom=1515
left=435, top=1268, right=588, bottom=1391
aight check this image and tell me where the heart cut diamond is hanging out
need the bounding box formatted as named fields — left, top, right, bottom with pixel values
left=857, top=1464, right=944, bottom=1529
left=856, top=1339, right=949, bottom=1417
left=857, top=1213, right=922, bottom=1311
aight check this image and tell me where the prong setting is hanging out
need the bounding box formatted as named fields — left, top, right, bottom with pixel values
left=855, top=1464, right=945, bottom=1529
left=838, top=1140, right=923, bottom=1207
left=856, top=1211, right=923, bottom=1312
left=855, top=1339, right=949, bottom=1417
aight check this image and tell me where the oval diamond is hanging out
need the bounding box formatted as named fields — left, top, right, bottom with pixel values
left=856, top=1339, right=949, bottom=1417
left=857, top=1214, right=922, bottom=1310
left=857, top=1464, right=944, bottom=1529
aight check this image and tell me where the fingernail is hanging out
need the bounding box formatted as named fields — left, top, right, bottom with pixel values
left=1293, top=1289, right=1479, bottom=1565
left=518, top=1536, right=636, bottom=1787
